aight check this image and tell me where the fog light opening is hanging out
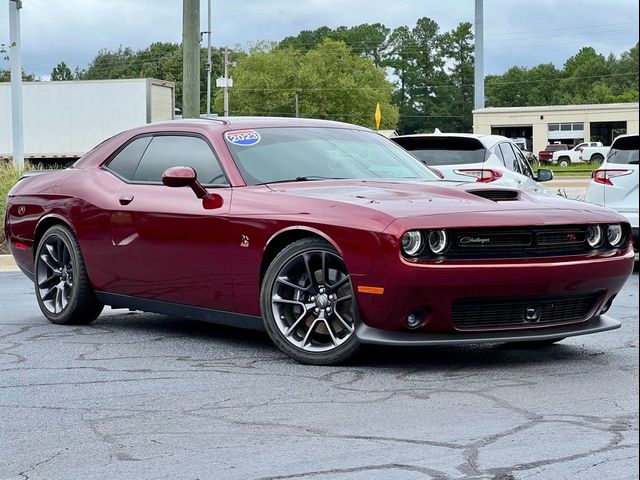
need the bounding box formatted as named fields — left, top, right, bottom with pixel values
left=406, top=309, right=426, bottom=329
left=600, top=294, right=617, bottom=314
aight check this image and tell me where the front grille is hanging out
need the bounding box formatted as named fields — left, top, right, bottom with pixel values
left=438, top=225, right=615, bottom=259
left=452, top=292, right=603, bottom=330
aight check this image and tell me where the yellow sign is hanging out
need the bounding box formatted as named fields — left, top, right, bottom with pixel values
left=374, top=102, right=381, bottom=130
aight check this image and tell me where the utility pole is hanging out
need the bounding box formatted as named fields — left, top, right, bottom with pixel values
left=294, top=93, right=299, bottom=118
left=205, top=0, right=212, bottom=117
left=474, top=0, right=485, bottom=110
left=182, top=0, right=200, bottom=118
left=9, top=0, right=24, bottom=169
left=223, top=47, right=229, bottom=116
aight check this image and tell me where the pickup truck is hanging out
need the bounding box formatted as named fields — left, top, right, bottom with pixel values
left=579, top=144, right=609, bottom=163
left=538, top=144, right=568, bottom=163
left=552, top=141, right=603, bottom=166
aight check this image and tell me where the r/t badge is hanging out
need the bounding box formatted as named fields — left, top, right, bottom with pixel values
left=240, top=235, right=250, bottom=248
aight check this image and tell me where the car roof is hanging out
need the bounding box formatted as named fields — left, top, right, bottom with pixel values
left=148, top=116, right=371, bottom=132
left=393, top=133, right=507, bottom=148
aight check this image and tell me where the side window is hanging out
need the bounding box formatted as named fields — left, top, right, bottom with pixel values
left=499, top=143, right=519, bottom=173
left=493, top=145, right=506, bottom=165
left=512, top=144, right=534, bottom=179
left=132, top=135, right=227, bottom=185
left=106, top=136, right=152, bottom=180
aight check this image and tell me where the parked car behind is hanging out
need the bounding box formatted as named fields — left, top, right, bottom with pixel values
left=585, top=134, right=639, bottom=250
left=538, top=144, right=568, bottom=163
left=553, top=141, right=603, bottom=167
left=580, top=144, right=610, bottom=164
left=391, top=133, right=553, bottom=194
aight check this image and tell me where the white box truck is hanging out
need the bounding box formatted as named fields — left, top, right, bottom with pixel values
left=1, top=78, right=175, bottom=162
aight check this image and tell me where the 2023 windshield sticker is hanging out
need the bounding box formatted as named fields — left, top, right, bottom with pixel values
left=224, top=130, right=261, bottom=146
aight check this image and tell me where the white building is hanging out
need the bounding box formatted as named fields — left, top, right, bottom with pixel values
left=473, top=103, right=639, bottom=153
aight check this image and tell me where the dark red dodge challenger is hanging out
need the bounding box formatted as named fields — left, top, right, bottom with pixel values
left=4, top=118, right=635, bottom=364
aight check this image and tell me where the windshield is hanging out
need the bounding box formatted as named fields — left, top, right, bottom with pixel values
left=608, top=136, right=639, bottom=165
left=224, top=127, right=439, bottom=185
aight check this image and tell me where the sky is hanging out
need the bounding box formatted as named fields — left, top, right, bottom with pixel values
left=1, top=0, right=638, bottom=78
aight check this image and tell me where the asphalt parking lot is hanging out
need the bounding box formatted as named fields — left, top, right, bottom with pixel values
left=0, top=270, right=638, bottom=480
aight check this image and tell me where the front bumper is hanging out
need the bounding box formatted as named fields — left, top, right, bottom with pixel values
left=351, top=240, right=634, bottom=334
left=356, top=315, right=620, bottom=345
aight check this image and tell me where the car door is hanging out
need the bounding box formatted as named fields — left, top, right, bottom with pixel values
left=493, top=142, right=528, bottom=190
left=104, top=133, right=236, bottom=311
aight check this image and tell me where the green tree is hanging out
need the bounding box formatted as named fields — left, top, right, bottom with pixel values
left=50, top=61, right=74, bottom=81
left=280, top=23, right=390, bottom=66
left=215, top=40, right=398, bottom=129
left=438, top=22, right=474, bottom=132
left=0, top=69, right=37, bottom=82
left=79, top=42, right=225, bottom=112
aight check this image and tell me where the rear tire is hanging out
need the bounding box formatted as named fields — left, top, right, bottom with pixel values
left=261, top=238, right=360, bottom=365
left=34, top=225, right=103, bottom=325
left=558, top=157, right=570, bottom=167
left=591, top=153, right=604, bottom=164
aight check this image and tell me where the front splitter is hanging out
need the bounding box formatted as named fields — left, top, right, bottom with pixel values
left=356, top=315, right=621, bottom=346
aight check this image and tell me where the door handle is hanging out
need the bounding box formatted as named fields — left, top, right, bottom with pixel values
left=119, top=194, right=134, bottom=206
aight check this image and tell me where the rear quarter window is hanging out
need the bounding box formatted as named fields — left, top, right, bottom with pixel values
left=608, top=136, right=639, bottom=165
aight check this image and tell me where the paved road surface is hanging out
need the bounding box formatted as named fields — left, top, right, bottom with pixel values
left=0, top=270, right=638, bottom=480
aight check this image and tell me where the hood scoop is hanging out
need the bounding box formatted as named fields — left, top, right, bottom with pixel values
left=468, top=189, right=520, bottom=202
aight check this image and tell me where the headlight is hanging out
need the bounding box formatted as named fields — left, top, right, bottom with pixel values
left=427, top=229, right=449, bottom=254
left=401, top=231, right=424, bottom=256
left=606, top=224, right=624, bottom=247
left=586, top=225, right=603, bottom=248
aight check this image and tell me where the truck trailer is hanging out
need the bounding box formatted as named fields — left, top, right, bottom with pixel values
left=1, top=78, right=174, bottom=162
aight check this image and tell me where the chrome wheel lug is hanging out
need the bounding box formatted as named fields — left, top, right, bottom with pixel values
left=319, top=287, right=325, bottom=294
left=325, top=306, right=332, bottom=313
left=310, top=296, right=315, bottom=302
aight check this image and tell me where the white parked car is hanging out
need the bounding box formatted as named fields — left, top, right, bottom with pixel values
left=390, top=133, right=553, bottom=194
left=580, top=144, right=610, bottom=163
left=585, top=134, right=639, bottom=250
left=552, top=141, right=603, bottom=167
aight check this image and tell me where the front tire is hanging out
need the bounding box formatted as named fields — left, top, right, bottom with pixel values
left=34, top=225, right=103, bottom=325
left=261, top=238, right=360, bottom=365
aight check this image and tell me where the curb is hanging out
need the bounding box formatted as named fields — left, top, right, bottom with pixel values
left=0, top=254, right=19, bottom=272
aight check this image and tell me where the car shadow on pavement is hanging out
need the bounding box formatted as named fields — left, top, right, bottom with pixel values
left=93, top=310, right=604, bottom=370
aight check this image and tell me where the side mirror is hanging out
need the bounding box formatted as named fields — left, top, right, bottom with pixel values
left=162, top=166, right=197, bottom=188
left=162, top=166, right=224, bottom=210
left=536, top=168, right=554, bottom=182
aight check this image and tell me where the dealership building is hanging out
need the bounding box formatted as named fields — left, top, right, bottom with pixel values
left=472, top=102, right=639, bottom=153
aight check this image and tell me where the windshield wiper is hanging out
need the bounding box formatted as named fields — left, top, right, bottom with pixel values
left=258, top=176, right=346, bottom=185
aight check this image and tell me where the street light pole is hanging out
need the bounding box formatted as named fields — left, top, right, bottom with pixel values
left=9, top=0, right=24, bottom=169
left=474, top=0, right=485, bottom=110
left=206, top=0, right=212, bottom=117
left=182, top=0, right=200, bottom=118
left=223, top=47, right=229, bottom=116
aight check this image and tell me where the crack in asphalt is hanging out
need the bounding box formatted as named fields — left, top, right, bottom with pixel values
left=0, top=272, right=638, bottom=479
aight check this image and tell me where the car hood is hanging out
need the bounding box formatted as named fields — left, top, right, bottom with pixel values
left=265, top=179, right=620, bottom=223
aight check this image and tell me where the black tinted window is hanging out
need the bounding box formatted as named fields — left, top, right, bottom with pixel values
left=393, top=136, right=486, bottom=166
left=499, top=143, right=519, bottom=172
left=107, top=137, right=151, bottom=180
left=608, top=136, right=639, bottom=165
left=133, top=135, right=226, bottom=184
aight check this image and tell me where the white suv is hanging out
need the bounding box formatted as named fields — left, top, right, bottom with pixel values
left=585, top=134, right=639, bottom=250
left=390, top=133, right=554, bottom=194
